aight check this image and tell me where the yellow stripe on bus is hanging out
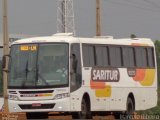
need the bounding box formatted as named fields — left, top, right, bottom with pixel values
left=95, top=85, right=111, bottom=97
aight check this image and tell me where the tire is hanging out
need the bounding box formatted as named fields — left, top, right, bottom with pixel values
left=26, top=112, right=48, bottom=119
left=114, top=97, right=135, bottom=119
left=126, top=97, right=135, bottom=115
left=77, top=98, right=91, bottom=119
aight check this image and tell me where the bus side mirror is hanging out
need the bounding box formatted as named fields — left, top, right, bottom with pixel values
left=2, top=55, right=10, bottom=72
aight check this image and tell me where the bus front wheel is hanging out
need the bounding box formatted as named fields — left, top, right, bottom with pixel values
left=78, top=98, right=91, bottom=119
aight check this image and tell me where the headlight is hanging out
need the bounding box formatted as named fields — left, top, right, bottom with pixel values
left=53, top=93, right=70, bottom=100
left=8, top=95, right=19, bottom=101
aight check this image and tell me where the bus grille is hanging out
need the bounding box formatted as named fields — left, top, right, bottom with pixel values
left=19, top=90, right=54, bottom=94
left=19, top=103, right=55, bottom=110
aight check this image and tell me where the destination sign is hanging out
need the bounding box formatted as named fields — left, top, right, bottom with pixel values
left=20, top=45, right=37, bottom=51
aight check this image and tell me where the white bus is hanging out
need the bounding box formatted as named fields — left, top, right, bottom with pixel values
left=7, top=33, right=157, bottom=119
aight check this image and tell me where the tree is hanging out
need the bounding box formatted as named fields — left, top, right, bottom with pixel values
left=155, top=40, right=160, bottom=85
left=130, top=34, right=137, bottom=38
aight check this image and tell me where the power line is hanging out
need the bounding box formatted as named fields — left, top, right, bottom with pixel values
left=123, top=0, right=149, bottom=6
left=104, top=0, right=159, bottom=13
left=142, top=0, right=160, bottom=9
left=119, top=0, right=160, bottom=10
left=124, top=0, right=160, bottom=10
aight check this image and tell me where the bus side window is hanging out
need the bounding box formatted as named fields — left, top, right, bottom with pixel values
left=70, top=43, right=82, bottom=92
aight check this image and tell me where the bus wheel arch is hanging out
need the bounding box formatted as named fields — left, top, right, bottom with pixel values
left=126, top=93, right=135, bottom=115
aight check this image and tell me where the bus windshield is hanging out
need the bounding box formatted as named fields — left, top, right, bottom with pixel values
left=8, top=43, right=69, bottom=89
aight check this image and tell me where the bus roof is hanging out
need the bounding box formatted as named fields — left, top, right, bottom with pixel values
left=11, top=33, right=154, bottom=47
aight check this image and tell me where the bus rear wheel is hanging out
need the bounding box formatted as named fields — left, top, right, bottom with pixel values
left=114, top=97, right=135, bottom=119
left=126, top=97, right=135, bottom=116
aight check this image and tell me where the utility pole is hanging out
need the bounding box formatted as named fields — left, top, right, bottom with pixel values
left=2, top=0, right=9, bottom=113
left=96, top=0, right=101, bottom=36
left=57, top=0, right=75, bottom=35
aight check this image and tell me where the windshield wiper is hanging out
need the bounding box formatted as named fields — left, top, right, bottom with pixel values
left=22, top=60, right=37, bottom=87
left=21, top=60, right=29, bottom=86
left=25, top=61, right=29, bottom=79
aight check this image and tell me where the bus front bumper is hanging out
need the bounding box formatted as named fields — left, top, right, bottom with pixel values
left=8, top=98, right=70, bottom=113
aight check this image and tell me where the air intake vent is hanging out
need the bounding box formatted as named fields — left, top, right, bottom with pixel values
left=19, top=90, right=54, bottom=94
left=19, top=103, right=55, bottom=110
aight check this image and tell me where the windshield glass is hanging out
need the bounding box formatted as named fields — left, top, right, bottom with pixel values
left=8, top=43, right=69, bottom=89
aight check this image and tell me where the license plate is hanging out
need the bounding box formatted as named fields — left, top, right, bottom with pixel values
left=32, top=103, right=41, bottom=107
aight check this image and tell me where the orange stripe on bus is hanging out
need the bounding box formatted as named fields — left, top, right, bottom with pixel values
left=133, top=69, right=146, bottom=81
left=90, top=80, right=106, bottom=89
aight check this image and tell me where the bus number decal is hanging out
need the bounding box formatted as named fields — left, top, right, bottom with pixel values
left=127, top=68, right=136, bottom=77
